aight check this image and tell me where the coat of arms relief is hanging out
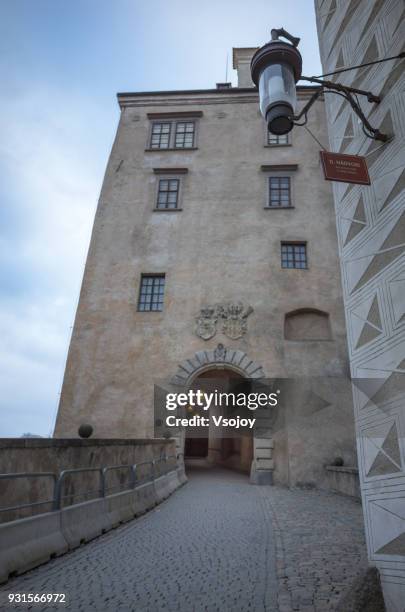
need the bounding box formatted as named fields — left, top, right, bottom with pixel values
left=195, top=302, right=253, bottom=341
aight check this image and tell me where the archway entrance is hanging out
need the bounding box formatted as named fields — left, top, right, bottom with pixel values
left=184, top=368, right=254, bottom=474
left=172, top=344, right=272, bottom=483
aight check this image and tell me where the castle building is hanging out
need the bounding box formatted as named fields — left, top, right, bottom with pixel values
left=54, top=47, right=356, bottom=488
left=314, top=1, right=405, bottom=609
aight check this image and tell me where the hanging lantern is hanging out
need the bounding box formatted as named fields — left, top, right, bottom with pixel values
left=251, top=29, right=302, bottom=135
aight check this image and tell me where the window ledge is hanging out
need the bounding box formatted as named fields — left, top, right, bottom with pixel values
left=145, top=147, right=198, bottom=152
left=153, top=208, right=183, bottom=212
left=136, top=311, right=164, bottom=314
left=261, top=164, right=298, bottom=172
left=285, top=338, right=333, bottom=342
left=264, top=206, right=295, bottom=210
left=264, top=144, right=292, bottom=148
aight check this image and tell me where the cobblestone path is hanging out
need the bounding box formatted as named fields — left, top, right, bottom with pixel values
left=0, top=468, right=368, bottom=612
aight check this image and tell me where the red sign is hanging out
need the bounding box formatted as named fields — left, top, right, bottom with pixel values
left=320, top=151, right=371, bottom=185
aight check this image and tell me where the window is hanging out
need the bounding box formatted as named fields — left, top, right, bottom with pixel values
left=150, top=123, right=171, bottom=149
left=281, top=243, right=307, bottom=269
left=175, top=122, right=195, bottom=148
left=149, top=118, right=198, bottom=149
left=157, top=179, right=179, bottom=209
left=138, top=275, right=165, bottom=311
left=269, top=177, right=291, bottom=207
left=267, top=132, right=289, bottom=146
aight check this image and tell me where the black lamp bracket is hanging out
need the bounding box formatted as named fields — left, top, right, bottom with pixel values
left=294, top=76, right=389, bottom=142
left=270, top=28, right=300, bottom=47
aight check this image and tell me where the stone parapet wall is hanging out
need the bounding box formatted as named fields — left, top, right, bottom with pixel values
left=325, top=466, right=361, bottom=499
left=0, top=438, right=175, bottom=523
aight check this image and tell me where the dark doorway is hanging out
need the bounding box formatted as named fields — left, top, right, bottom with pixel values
left=184, top=368, right=254, bottom=473
left=185, top=437, right=208, bottom=458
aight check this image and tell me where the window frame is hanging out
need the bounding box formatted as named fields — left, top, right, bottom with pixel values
left=268, top=176, right=292, bottom=208
left=156, top=177, right=180, bottom=210
left=149, top=122, right=172, bottom=150
left=265, top=131, right=291, bottom=147
left=147, top=117, right=199, bottom=151
left=264, top=125, right=292, bottom=147
left=152, top=168, right=187, bottom=212
left=280, top=242, right=308, bottom=270
left=137, top=274, right=166, bottom=312
left=174, top=121, right=196, bottom=149
left=262, top=167, right=297, bottom=209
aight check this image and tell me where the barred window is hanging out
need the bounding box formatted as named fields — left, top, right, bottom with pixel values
left=269, top=177, right=291, bottom=207
left=138, top=275, right=165, bottom=311
left=150, top=123, right=171, bottom=149
left=267, top=132, right=289, bottom=145
left=175, top=122, right=195, bottom=148
left=156, top=179, right=179, bottom=209
left=281, top=243, right=307, bottom=269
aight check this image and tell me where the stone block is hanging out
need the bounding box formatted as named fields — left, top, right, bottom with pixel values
left=0, top=512, right=68, bottom=583
left=60, top=498, right=111, bottom=549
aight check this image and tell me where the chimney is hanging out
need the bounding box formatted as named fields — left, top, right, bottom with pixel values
left=232, top=48, right=259, bottom=88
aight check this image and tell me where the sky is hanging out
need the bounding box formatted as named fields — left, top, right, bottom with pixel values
left=0, top=0, right=322, bottom=437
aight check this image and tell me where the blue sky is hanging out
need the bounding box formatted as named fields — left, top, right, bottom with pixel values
left=0, top=1, right=322, bottom=437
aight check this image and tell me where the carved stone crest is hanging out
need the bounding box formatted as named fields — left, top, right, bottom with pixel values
left=218, top=302, right=254, bottom=340
left=195, top=302, right=253, bottom=341
left=195, top=306, right=217, bottom=340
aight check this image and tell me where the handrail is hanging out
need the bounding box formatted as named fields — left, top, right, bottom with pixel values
left=101, top=464, right=137, bottom=495
left=0, top=453, right=180, bottom=520
left=54, top=467, right=103, bottom=510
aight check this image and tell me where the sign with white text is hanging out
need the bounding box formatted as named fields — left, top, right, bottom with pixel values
left=320, top=151, right=371, bottom=185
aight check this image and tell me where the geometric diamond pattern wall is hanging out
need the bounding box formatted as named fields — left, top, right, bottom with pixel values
left=315, top=1, right=405, bottom=610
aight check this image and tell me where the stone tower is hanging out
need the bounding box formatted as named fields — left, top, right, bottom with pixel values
left=55, top=46, right=356, bottom=488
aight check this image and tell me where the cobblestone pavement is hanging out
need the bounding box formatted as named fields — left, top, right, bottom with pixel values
left=0, top=468, right=368, bottom=612
left=259, top=486, right=368, bottom=611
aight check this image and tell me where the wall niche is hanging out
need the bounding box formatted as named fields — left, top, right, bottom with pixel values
left=284, top=309, right=332, bottom=341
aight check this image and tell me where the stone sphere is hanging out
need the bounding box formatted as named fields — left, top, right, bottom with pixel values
left=332, top=456, right=344, bottom=467
left=78, top=424, right=93, bottom=439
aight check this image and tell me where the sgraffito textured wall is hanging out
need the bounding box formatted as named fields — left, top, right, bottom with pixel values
left=314, top=1, right=405, bottom=609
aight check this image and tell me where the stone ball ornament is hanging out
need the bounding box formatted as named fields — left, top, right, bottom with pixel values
left=78, top=423, right=93, bottom=439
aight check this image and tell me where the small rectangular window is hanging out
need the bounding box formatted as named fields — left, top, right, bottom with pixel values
left=269, top=177, right=291, bottom=207
left=156, top=178, right=179, bottom=209
left=138, top=275, right=165, bottom=311
left=150, top=123, right=171, bottom=149
left=175, top=122, right=195, bottom=148
left=281, top=243, right=307, bottom=269
left=267, top=133, right=289, bottom=146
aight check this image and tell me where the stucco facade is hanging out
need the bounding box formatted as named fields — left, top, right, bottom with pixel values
left=55, top=51, right=356, bottom=488
left=314, top=1, right=405, bottom=610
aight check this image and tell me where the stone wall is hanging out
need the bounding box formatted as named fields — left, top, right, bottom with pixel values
left=0, top=438, right=174, bottom=523
left=325, top=466, right=361, bottom=499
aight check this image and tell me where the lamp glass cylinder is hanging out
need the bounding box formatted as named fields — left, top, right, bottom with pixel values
left=259, top=62, right=297, bottom=134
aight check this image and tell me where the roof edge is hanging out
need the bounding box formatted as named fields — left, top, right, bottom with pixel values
left=117, top=85, right=320, bottom=99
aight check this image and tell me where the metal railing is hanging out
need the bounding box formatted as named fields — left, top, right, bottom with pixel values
left=0, top=453, right=182, bottom=520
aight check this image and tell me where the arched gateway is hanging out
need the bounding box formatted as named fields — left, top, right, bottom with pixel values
left=171, top=344, right=273, bottom=485
left=171, top=343, right=266, bottom=385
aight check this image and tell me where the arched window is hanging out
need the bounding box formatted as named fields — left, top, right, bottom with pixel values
left=284, top=309, right=332, bottom=341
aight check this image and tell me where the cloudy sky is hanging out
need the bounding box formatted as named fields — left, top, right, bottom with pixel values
left=0, top=0, right=322, bottom=437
